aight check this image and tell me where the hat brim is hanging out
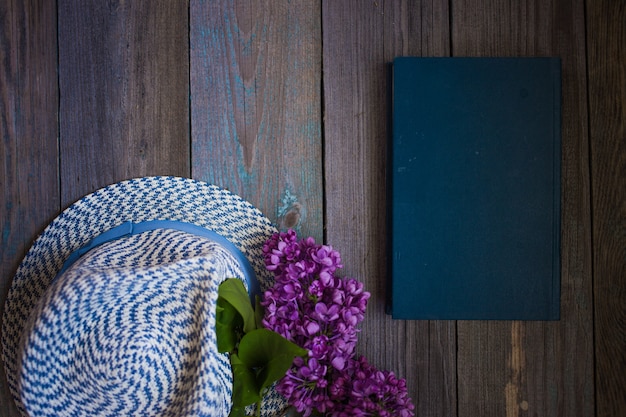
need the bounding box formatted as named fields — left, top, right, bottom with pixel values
left=2, top=176, right=277, bottom=415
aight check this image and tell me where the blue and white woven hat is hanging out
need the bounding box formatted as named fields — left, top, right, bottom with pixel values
left=2, top=176, right=286, bottom=417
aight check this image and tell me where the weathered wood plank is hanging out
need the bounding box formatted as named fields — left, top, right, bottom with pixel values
left=452, top=1, right=594, bottom=416
left=587, top=2, right=626, bottom=416
left=2, top=2, right=624, bottom=417
left=190, top=0, right=323, bottom=240
left=322, top=1, right=456, bottom=416
left=0, top=1, right=59, bottom=415
left=58, top=0, right=190, bottom=207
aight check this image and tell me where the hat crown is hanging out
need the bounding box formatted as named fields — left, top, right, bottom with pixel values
left=19, top=228, right=240, bottom=416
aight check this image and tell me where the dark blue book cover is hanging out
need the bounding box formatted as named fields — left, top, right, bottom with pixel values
left=388, top=57, right=561, bottom=320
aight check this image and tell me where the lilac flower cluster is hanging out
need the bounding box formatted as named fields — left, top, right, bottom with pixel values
left=328, top=356, right=415, bottom=417
left=261, top=230, right=415, bottom=417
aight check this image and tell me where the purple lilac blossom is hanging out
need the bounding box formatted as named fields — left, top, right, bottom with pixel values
left=261, top=230, right=414, bottom=417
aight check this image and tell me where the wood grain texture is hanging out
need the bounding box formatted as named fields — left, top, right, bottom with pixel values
left=57, top=0, right=190, bottom=208
left=322, top=1, right=456, bottom=416
left=190, top=0, right=323, bottom=240
left=1, top=1, right=625, bottom=416
left=0, top=1, right=59, bottom=415
left=452, top=1, right=594, bottom=416
left=587, top=2, right=626, bottom=416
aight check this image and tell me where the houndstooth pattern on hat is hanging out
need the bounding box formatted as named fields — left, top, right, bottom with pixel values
left=2, top=177, right=287, bottom=416
left=20, top=229, right=238, bottom=416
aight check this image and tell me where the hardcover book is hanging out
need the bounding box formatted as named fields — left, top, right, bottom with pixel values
left=388, top=57, right=561, bottom=320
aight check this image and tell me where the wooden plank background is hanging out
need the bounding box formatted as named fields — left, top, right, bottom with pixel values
left=587, top=2, right=626, bottom=417
left=1, top=1, right=624, bottom=416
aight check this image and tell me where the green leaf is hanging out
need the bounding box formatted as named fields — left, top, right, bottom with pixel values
left=215, top=297, right=242, bottom=353
left=218, top=278, right=256, bottom=334
left=228, top=406, right=246, bottom=417
left=230, top=353, right=262, bottom=408
left=254, top=295, right=265, bottom=329
left=238, top=328, right=308, bottom=393
left=217, top=280, right=306, bottom=416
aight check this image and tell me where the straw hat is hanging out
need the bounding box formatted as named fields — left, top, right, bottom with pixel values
left=2, top=176, right=285, bottom=416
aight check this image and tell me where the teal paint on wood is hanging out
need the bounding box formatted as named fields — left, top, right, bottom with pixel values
left=277, top=188, right=303, bottom=233
left=190, top=0, right=323, bottom=242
